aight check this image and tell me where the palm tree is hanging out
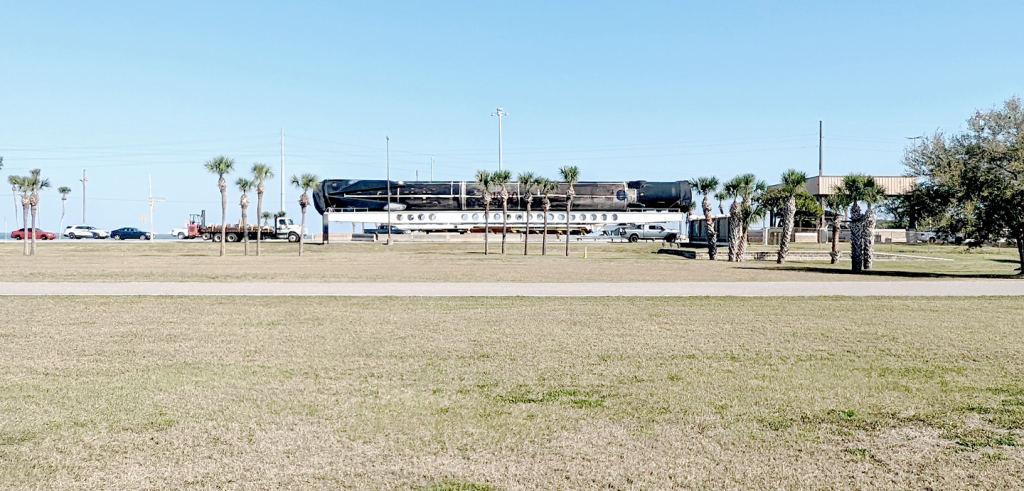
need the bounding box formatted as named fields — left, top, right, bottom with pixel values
left=291, top=173, right=320, bottom=256
left=9, top=176, right=29, bottom=255
left=692, top=177, right=720, bottom=260
left=475, top=170, right=495, bottom=255
left=734, top=175, right=766, bottom=261
left=517, top=172, right=538, bottom=255
left=558, top=166, right=580, bottom=257
left=719, top=179, right=742, bottom=261
left=251, top=163, right=275, bottom=256
left=776, top=169, right=809, bottom=264
left=537, top=178, right=557, bottom=256
left=261, top=211, right=273, bottom=227
left=822, top=194, right=850, bottom=264
left=204, top=156, right=236, bottom=257
left=27, top=169, right=50, bottom=256
left=836, top=174, right=868, bottom=272
left=58, top=186, right=71, bottom=239
left=860, top=177, right=886, bottom=271
left=491, top=170, right=512, bottom=254
left=236, top=177, right=253, bottom=256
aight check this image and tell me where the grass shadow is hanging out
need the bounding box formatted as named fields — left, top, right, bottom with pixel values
left=736, top=264, right=1022, bottom=279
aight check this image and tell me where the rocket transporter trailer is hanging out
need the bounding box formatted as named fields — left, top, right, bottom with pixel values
left=313, top=179, right=692, bottom=238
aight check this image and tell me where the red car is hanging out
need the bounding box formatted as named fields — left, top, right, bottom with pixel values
left=11, top=228, right=57, bottom=240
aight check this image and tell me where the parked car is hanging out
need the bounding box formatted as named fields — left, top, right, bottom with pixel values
left=63, top=225, right=109, bottom=239
left=364, top=225, right=407, bottom=235
left=11, top=228, right=56, bottom=240
left=111, top=227, right=151, bottom=240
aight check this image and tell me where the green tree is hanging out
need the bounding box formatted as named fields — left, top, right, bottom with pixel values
left=691, top=177, right=719, bottom=260
left=291, top=173, right=319, bottom=256
left=537, top=178, right=557, bottom=256
left=58, top=186, right=72, bottom=239
left=204, top=156, right=236, bottom=257
left=251, top=163, right=275, bottom=256
left=492, top=169, right=512, bottom=254
left=517, top=172, right=539, bottom=255
left=475, top=170, right=495, bottom=255
left=558, top=166, right=580, bottom=257
left=261, top=211, right=273, bottom=228
left=775, top=170, right=809, bottom=264
left=720, top=178, right=742, bottom=261
left=905, top=97, right=1024, bottom=273
left=733, top=174, right=767, bottom=261
left=833, top=174, right=884, bottom=272
left=236, top=177, right=253, bottom=256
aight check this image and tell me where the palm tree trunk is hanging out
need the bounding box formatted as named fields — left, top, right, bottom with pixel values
left=737, top=224, right=749, bottom=262
left=849, top=203, right=864, bottom=273
left=863, top=206, right=876, bottom=271
left=524, top=201, right=531, bottom=255
left=777, top=196, right=795, bottom=263
left=728, top=200, right=740, bottom=262
left=501, top=197, right=508, bottom=254
left=299, top=205, right=307, bottom=256
left=219, top=176, right=227, bottom=257
left=564, top=197, right=573, bottom=257
left=483, top=201, right=490, bottom=255
left=830, top=217, right=841, bottom=264
left=256, top=188, right=263, bottom=256
left=702, top=197, right=716, bottom=260
left=30, top=198, right=38, bottom=256
left=60, top=197, right=67, bottom=241
left=241, top=198, right=249, bottom=256
left=12, top=186, right=20, bottom=229
left=542, top=205, right=549, bottom=255
left=21, top=195, right=29, bottom=256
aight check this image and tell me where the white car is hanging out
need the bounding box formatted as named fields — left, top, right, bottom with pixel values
left=63, top=224, right=109, bottom=239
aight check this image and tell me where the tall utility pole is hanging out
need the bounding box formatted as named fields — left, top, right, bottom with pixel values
left=280, top=128, right=285, bottom=214
left=818, top=121, right=823, bottom=177
left=148, top=175, right=165, bottom=241
left=430, top=156, right=434, bottom=181
left=80, top=169, right=88, bottom=223
left=386, top=136, right=392, bottom=245
left=491, top=108, right=508, bottom=171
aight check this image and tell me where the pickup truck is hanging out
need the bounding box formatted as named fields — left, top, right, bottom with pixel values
left=620, top=224, right=679, bottom=243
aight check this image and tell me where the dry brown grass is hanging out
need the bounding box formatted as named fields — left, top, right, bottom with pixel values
left=1, top=239, right=1020, bottom=282
left=2, top=296, right=1023, bottom=489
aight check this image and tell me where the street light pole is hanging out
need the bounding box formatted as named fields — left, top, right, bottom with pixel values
left=491, top=108, right=508, bottom=171
left=148, top=175, right=165, bottom=241
left=386, top=136, right=392, bottom=246
left=80, top=169, right=88, bottom=223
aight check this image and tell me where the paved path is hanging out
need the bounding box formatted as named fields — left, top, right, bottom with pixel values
left=0, top=281, right=1022, bottom=296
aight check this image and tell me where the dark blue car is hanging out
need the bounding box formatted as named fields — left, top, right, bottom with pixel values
left=111, top=227, right=151, bottom=240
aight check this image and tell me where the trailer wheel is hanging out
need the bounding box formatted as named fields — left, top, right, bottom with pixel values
left=287, top=232, right=300, bottom=243
left=628, top=234, right=639, bottom=243
left=226, top=233, right=239, bottom=242
left=213, top=232, right=222, bottom=242
left=202, top=232, right=211, bottom=241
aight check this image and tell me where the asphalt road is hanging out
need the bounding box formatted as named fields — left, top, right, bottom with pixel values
left=0, top=281, right=1022, bottom=296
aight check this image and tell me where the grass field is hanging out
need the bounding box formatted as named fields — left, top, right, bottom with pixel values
left=2, top=240, right=1021, bottom=282
left=2, top=296, right=1023, bottom=489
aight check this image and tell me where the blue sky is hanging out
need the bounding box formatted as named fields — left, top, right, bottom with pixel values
left=1, top=1, right=1022, bottom=232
